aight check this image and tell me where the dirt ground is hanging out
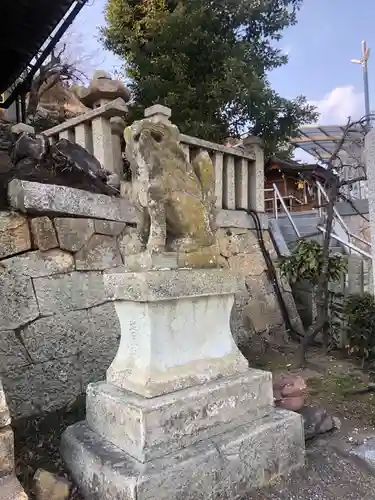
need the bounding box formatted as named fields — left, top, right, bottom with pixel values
left=12, top=342, right=375, bottom=499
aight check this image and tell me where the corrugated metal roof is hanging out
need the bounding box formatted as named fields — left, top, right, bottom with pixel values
left=0, top=0, right=84, bottom=94
left=290, top=124, right=365, bottom=163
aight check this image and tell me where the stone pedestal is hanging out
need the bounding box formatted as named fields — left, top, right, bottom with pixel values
left=61, top=268, right=304, bottom=499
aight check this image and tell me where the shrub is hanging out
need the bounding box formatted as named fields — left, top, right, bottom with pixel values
left=279, top=240, right=347, bottom=285
left=343, top=292, right=375, bottom=362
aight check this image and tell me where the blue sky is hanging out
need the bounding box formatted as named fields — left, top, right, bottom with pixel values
left=71, top=0, right=374, bottom=125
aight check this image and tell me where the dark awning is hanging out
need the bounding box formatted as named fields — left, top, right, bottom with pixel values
left=0, top=0, right=87, bottom=100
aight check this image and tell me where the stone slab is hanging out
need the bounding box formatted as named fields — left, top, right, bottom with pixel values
left=1, top=250, right=74, bottom=278
left=0, top=475, right=28, bottom=500
left=0, top=272, right=39, bottom=331
left=217, top=209, right=268, bottom=229
left=94, top=220, right=126, bottom=236
left=0, top=331, right=30, bottom=372
left=104, top=268, right=245, bottom=302
left=2, top=356, right=82, bottom=418
left=86, top=370, right=273, bottom=462
left=8, top=179, right=137, bottom=223
left=33, top=271, right=105, bottom=316
left=54, top=217, right=95, bottom=252
left=61, top=410, right=304, bottom=500
left=0, top=428, right=14, bottom=477
left=0, top=212, right=31, bottom=259
left=30, top=216, right=58, bottom=251
left=75, top=234, right=122, bottom=271
left=21, top=310, right=90, bottom=363
left=0, top=382, right=10, bottom=428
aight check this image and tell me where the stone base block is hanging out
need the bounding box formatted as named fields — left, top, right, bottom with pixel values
left=86, top=369, right=273, bottom=462
left=0, top=428, right=14, bottom=477
left=124, top=247, right=219, bottom=272
left=61, top=409, right=304, bottom=500
left=0, top=475, right=28, bottom=500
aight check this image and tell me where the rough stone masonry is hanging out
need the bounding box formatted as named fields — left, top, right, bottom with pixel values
left=0, top=177, right=302, bottom=419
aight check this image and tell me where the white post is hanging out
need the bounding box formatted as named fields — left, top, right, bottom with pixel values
left=365, top=129, right=375, bottom=288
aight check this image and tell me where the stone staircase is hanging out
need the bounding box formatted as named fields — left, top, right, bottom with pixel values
left=270, top=211, right=346, bottom=255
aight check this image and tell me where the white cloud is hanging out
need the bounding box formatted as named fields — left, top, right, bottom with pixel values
left=311, top=85, right=364, bottom=125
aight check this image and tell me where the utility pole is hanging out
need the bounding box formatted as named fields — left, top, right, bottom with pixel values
left=351, top=40, right=371, bottom=126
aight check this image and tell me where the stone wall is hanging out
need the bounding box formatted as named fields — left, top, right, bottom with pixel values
left=217, top=225, right=303, bottom=348
left=0, top=180, right=302, bottom=419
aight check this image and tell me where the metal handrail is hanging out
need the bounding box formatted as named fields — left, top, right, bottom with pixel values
left=272, top=183, right=301, bottom=237
left=315, top=180, right=372, bottom=249
left=317, top=225, right=372, bottom=259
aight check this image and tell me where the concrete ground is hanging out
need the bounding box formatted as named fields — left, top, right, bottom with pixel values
left=252, top=434, right=375, bottom=499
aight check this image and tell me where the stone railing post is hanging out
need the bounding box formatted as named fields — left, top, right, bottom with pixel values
left=242, top=136, right=265, bottom=213
left=78, top=70, right=131, bottom=176
left=110, top=116, right=126, bottom=178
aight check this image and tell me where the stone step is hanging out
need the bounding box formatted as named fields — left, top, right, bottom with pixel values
left=0, top=475, right=27, bottom=500
left=86, top=369, right=274, bottom=463
left=0, top=428, right=14, bottom=478
left=61, top=409, right=304, bottom=500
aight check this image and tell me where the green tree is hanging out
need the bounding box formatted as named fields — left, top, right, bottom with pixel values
left=102, top=0, right=318, bottom=156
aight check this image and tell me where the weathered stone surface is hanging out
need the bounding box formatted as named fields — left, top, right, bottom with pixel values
left=75, top=234, right=122, bottom=271
left=30, top=216, right=58, bottom=251
left=0, top=474, right=28, bottom=500
left=8, top=180, right=137, bottom=223
left=118, top=227, right=143, bottom=257
left=217, top=228, right=259, bottom=258
left=104, top=268, right=244, bottom=302
left=243, top=296, right=283, bottom=333
left=125, top=116, right=216, bottom=254
left=33, top=272, right=105, bottom=316
left=62, top=410, right=304, bottom=500
left=87, top=370, right=273, bottom=462
left=0, top=212, right=31, bottom=259
left=228, top=252, right=266, bottom=276
left=0, top=272, right=39, bottom=331
left=0, top=331, right=30, bottom=373
left=0, top=380, right=10, bottom=428
left=54, top=218, right=94, bottom=252
left=81, top=303, right=120, bottom=386
left=0, top=427, right=14, bottom=476
left=21, top=310, right=90, bottom=363
left=33, top=469, right=71, bottom=500
left=104, top=270, right=247, bottom=398
left=94, top=220, right=126, bottom=236
left=1, top=250, right=74, bottom=278
left=243, top=273, right=284, bottom=332
left=2, top=356, right=81, bottom=418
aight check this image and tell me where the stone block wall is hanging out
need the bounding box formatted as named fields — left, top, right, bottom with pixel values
left=217, top=226, right=303, bottom=348
left=0, top=180, right=302, bottom=419
left=0, top=209, right=141, bottom=418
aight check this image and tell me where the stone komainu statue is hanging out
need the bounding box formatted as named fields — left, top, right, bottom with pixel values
left=125, top=117, right=217, bottom=254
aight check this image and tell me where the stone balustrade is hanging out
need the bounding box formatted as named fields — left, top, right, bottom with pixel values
left=180, top=133, right=264, bottom=213
left=44, top=97, right=128, bottom=178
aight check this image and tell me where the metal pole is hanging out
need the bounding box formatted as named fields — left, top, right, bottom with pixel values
left=351, top=40, right=371, bottom=126
left=362, top=41, right=371, bottom=126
